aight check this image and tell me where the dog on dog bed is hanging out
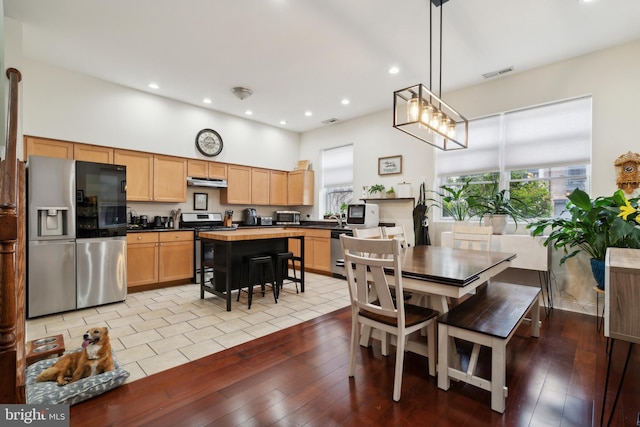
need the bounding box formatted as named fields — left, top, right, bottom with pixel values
left=36, top=326, right=114, bottom=386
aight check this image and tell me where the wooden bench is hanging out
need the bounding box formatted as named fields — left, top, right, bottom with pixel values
left=437, top=281, right=541, bottom=413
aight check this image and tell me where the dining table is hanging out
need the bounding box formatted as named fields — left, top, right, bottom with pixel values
left=359, top=244, right=517, bottom=363
left=198, top=228, right=306, bottom=311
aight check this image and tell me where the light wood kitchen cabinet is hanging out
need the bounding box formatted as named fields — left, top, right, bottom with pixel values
left=114, top=149, right=154, bottom=201
left=24, top=136, right=73, bottom=159
left=288, top=170, right=314, bottom=206
left=289, top=228, right=330, bottom=273
left=220, top=164, right=252, bottom=204
left=270, top=170, right=288, bottom=206
left=154, top=154, right=187, bottom=202
left=127, top=231, right=193, bottom=289
left=158, top=231, right=194, bottom=282
left=127, top=233, right=160, bottom=288
left=74, top=144, right=114, bottom=163
left=251, top=168, right=270, bottom=205
left=187, top=159, right=228, bottom=179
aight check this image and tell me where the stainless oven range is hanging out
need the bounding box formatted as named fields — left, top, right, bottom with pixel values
left=180, top=213, right=237, bottom=284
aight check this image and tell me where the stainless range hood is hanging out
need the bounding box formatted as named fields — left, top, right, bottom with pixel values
left=187, top=177, right=228, bottom=188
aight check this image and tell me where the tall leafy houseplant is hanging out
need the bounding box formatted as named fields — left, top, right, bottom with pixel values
left=470, top=183, right=528, bottom=234
left=527, top=188, right=640, bottom=289
left=426, top=179, right=472, bottom=221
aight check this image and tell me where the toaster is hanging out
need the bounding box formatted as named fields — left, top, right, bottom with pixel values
left=258, top=216, right=273, bottom=226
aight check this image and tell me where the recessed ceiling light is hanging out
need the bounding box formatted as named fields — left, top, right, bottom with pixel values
left=341, top=98, right=350, bottom=105
left=148, top=83, right=159, bottom=89
left=245, top=110, right=253, bottom=116
left=280, top=120, right=287, bottom=125
left=389, top=67, right=400, bottom=75
left=203, top=98, right=212, bottom=104
left=305, top=111, right=312, bottom=117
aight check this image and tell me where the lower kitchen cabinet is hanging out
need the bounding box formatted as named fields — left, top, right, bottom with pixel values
left=289, top=228, right=330, bottom=273
left=127, top=231, right=193, bottom=289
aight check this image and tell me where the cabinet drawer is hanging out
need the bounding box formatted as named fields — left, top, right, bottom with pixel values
left=159, top=231, right=193, bottom=243
left=127, top=233, right=159, bottom=244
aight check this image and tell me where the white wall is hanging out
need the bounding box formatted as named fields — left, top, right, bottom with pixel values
left=301, top=39, right=640, bottom=315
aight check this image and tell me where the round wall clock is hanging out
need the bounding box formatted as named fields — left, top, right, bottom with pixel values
left=195, top=128, right=223, bottom=157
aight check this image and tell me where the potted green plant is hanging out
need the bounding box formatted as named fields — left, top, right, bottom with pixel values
left=426, top=179, right=472, bottom=221
left=368, top=184, right=386, bottom=199
left=469, top=182, right=528, bottom=234
left=527, top=188, right=640, bottom=289
left=386, top=187, right=396, bottom=199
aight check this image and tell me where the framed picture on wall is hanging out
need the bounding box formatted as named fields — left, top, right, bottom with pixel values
left=378, top=155, right=402, bottom=175
left=194, top=193, right=208, bottom=211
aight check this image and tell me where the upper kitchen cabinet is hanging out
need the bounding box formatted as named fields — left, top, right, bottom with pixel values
left=288, top=170, right=314, bottom=206
left=251, top=168, right=270, bottom=205
left=270, top=170, right=288, bottom=206
left=153, top=155, right=187, bottom=202
left=24, top=136, right=73, bottom=159
left=114, top=149, right=154, bottom=201
left=187, top=159, right=228, bottom=180
left=220, top=164, right=252, bottom=204
left=74, top=144, right=114, bottom=164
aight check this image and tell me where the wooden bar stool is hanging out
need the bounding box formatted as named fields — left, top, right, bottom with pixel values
left=274, top=251, right=300, bottom=295
left=238, top=254, right=277, bottom=309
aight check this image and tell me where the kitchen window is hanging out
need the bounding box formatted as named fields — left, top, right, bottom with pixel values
left=321, top=144, right=353, bottom=218
left=436, top=96, right=592, bottom=219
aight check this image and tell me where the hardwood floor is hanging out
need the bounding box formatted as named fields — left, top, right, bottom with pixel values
left=70, top=307, right=639, bottom=426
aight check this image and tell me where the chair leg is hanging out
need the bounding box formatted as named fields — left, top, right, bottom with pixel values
left=426, top=321, right=436, bottom=377
left=393, top=333, right=406, bottom=402
left=349, top=316, right=359, bottom=377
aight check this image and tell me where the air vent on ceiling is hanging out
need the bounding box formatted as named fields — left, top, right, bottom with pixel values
left=482, top=66, right=514, bottom=79
left=322, top=118, right=340, bottom=125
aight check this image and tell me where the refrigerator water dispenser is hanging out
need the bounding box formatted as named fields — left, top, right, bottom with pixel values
left=38, top=207, right=68, bottom=237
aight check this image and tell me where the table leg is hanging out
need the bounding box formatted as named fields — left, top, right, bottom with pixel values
left=438, top=322, right=450, bottom=390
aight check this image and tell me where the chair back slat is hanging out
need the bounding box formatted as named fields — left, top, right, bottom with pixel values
left=452, top=225, right=493, bottom=251
left=341, top=234, right=403, bottom=323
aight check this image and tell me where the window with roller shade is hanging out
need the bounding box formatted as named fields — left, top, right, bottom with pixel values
left=322, top=144, right=353, bottom=218
left=436, top=96, right=591, bottom=219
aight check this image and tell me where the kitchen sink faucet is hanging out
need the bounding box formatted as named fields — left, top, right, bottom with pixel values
left=329, top=214, right=345, bottom=228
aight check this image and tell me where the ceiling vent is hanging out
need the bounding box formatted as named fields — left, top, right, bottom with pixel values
left=322, top=118, right=340, bottom=125
left=482, top=66, right=514, bottom=79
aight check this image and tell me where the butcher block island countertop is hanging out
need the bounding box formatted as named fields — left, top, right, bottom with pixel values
left=198, top=227, right=307, bottom=310
left=198, top=227, right=306, bottom=241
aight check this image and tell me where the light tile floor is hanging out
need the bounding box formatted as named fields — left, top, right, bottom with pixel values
left=26, top=272, right=350, bottom=383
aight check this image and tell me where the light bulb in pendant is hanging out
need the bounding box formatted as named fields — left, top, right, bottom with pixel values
left=447, top=121, right=456, bottom=138
left=440, top=116, right=451, bottom=134
left=421, top=103, right=434, bottom=126
left=407, top=94, right=420, bottom=122
left=431, top=111, right=442, bottom=130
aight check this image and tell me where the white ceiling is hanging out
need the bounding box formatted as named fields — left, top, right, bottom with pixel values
left=5, top=0, right=640, bottom=133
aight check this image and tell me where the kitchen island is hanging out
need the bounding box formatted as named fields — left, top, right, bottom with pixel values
left=199, top=228, right=306, bottom=311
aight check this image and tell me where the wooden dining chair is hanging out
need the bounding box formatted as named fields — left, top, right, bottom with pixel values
left=382, top=225, right=408, bottom=248
left=451, top=224, right=493, bottom=251
left=353, top=226, right=383, bottom=239
left=340, top=234, right=438, bottom=401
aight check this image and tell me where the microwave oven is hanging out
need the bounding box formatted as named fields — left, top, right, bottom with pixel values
left=346, top=203, right=379, bottom=228
left=275, top=211, right=300, bottom=225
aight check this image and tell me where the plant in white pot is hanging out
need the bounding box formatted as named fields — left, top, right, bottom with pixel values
left=470, top=183, right=528, bottom=234
left=368, top=184, right=386, bottom=199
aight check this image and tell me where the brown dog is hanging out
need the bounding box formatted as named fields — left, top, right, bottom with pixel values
left=36, top=326, right=114, bottom=386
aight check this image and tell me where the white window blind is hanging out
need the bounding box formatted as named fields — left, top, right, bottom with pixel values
left=436, top=115, right=501, bottom=177
left=504, top=97, right=592, bottom=170
left=437, top=96, right=591, bottom=177
left=322, top=144, right=353, bottom=187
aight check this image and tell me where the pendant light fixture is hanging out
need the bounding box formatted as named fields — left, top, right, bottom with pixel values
left=393, top=0, right=468, bottom=151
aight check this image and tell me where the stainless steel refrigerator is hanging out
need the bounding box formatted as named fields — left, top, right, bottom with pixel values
left=27, top=156, right=127, bottom=318
left=27, top=156, right=77, bottom=317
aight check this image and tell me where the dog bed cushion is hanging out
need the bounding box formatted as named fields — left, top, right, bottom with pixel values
left=25, top=349, right=130, bottom=406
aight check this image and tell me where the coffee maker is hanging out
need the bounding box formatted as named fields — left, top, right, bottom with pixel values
left=243, top=208, right=258, bottom=225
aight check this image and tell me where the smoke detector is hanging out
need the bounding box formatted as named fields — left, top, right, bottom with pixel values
left=231, top=87, right=253, bottom=100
